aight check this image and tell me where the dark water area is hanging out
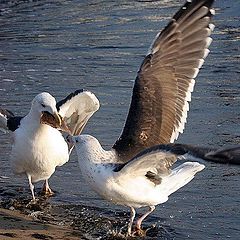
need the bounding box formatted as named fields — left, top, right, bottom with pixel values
left=0, top=0, right=240, bottom=239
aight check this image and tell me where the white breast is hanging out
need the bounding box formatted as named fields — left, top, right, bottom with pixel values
left=11, top=120, right=69, bottom=182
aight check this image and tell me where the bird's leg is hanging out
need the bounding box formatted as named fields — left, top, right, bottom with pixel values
left=41, top=179, right=54, bottom=196
left=133, top=206, right=155, bottom=237
left=127, top=206, right=136, bottom=236
left=27, top=174, right=35, bottom=202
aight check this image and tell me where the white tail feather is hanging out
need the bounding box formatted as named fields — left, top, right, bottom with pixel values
left=163, top=162, right=205, bottom=196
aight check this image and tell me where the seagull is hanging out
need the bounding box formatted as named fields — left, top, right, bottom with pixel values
left=70, top=0, right=234, bottom=236
left=73, top=135, right=206, bottom=236
left=0, top=89, right=99, bottom=201
left=73, top=135, right=240, bottom=236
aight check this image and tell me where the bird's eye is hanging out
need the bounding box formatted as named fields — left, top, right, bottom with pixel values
left=41, top=104, right=46, bottom=108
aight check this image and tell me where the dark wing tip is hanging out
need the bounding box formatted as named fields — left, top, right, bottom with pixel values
left=205, top=146, right=240, bottom=165
left=0, top=108, right=15, bottom=118
left=56, top=89, right=85, bottom=111
left=0, top=108, right=22, bottom=132
left=7, top=116, right=23, bottom=131
left=173, top=0, right=215, bottom=21
left=156, top=144, right=240, bottom=165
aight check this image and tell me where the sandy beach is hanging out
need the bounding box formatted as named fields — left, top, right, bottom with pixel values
left=0, top=208, right=81, bottom=240
left=0, top=186, right=94, bottom=240
left=0, top=187, right=165, bottom=240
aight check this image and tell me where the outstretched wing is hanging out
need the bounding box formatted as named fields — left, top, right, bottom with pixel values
left=113, top=0, right=215, bottom=161
left=57, top=89, right=100, bottom=136
left=205, top=146, right=240, bottom=165
left=0, top=108, right=22, bottom=133
left=117, top=143, right=240, bottom=167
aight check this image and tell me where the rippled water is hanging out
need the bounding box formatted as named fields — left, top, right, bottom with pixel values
left=0, top=0, right=240, bottom=239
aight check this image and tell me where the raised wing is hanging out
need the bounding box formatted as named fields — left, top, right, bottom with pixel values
left=113, top=0, right=215, bottom=161
left=0, top=108, right=22, bottom=133
left=57, top=89, right=100, bottom=136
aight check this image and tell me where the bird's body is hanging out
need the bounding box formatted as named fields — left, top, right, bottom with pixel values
left=73, top=134, right=240, bottom=236
left=11, top=115, right=69, bottom=182
left=73, top=135, right=205, bottom=235
left=0, top=90, right=99, bottom=200
left=79, top=150, right=203, bottom=208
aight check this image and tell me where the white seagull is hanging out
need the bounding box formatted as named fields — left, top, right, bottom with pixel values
left=0, top=89, right=99, bottom=201
left=71, top=0, right=224, bottom=236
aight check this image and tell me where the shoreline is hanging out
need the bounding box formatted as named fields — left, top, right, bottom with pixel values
left=0, top=208, right=81, bottom=240
left=0, top=190, right=164, bottom=240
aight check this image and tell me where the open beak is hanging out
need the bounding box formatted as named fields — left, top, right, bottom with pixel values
left=52, top=112, right=72, bottom=134
left=52, top=112, right=62, bottom=126
left=40, top=111, right=62, bottom=128
left=40, top=111, right=71, bottom=134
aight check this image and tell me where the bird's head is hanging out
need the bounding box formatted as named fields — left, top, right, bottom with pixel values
left=31, top=92, right=62, bottom=128
left=72, top=134, right=96, bottom=145
left=72, top=134, right=102, bottom=154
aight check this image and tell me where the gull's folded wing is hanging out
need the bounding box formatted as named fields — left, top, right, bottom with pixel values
left=0, top=108, right=22, bottom=133
left=114, top=145, right=178, bottom=185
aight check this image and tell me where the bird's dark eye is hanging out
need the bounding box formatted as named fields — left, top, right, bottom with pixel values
left=41, top=104, right=46, bottom=108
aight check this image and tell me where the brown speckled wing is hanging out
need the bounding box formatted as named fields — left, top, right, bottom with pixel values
left=113, top=0, right=215, bottom=161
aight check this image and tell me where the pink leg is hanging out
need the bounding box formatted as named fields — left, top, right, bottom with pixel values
left=136, top=206, right=155, bottom=230
left=127, top=207, right=136, bottom=236
left=27, top=174, right=35, bottom=201
left=41, top=179, right=54, bottom=196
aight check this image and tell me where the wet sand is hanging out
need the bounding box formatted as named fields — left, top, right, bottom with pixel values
left=0, top=208, right=80, bottom=240
left=0, top=189, right=82, bottom=240
left=0, top=187, right=173, bottom=240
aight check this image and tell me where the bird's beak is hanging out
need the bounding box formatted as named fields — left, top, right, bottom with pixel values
left=66, top=135, right=75, bottom=145
left=40, top=111, right=62, bottom=128
left=51, top=112, right=72, bottom=134
left=52, top=112, right=62, bottom=126
left=40, top=111, right=71, bottom=134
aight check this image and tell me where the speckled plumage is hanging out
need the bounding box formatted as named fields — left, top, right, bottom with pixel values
left=73, top=135, right=205, bottom=235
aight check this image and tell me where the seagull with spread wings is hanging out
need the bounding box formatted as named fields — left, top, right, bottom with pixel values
left=0, top=89, right=99, bottom=201
left=71, top=0, right=239, bottom=236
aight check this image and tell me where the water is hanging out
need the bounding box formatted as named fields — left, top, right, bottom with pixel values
left=0, top=0, right=240, bottom=239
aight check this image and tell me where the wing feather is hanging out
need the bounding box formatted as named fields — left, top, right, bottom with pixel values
left=0, top=108, right=22, bottom=133
left=57, top=89, right=100, bottom=136
left=114, top=146, right=178, bottom=185
left=113, top=0, right=215, bottom=161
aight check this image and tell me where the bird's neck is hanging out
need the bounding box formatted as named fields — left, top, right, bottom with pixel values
left=80, top=143, right=117, bottom=165
left=23, top=109, right=45, bottom=132
left=26, top=108, right=41, bottom=122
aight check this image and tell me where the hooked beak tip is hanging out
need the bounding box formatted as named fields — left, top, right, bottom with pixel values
left=53, top=112, right=62, bottom=126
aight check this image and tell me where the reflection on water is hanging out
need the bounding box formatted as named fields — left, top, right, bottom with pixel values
left=0, top=0, right=240, bottom=239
